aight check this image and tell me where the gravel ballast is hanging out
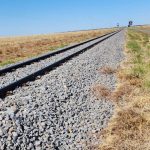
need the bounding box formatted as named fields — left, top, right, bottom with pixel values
left=0, top=30, right=125, bottom=149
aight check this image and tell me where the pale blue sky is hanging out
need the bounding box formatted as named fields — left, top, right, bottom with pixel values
left=0, top=0, right=150, bottom=36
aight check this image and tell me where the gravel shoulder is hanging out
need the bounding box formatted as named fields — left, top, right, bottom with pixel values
left=0, top=31, right=125, bottom=149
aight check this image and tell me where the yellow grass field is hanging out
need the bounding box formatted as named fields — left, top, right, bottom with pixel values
left=0, top=28, right=115, bottom=67
left=135, top=25, right=150, bottom=30
left=134, top=25, right=150, bottom=35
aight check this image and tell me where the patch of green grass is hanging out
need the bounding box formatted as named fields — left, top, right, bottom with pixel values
left=127, top=29, right=150, bottom=89
left=133, top=53, right=143, bottom=64
left=127, top=41, right=141, bottom=53
left=48, top=44, right=68, bottom=51
left=131, top=64, right=145, bottom=78
left=128, top=31, right=141, bottom=41
left=0, top=60, right=16, bottom=67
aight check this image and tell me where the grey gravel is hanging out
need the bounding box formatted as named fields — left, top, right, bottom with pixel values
left=0, top=30, right=125, bottom=149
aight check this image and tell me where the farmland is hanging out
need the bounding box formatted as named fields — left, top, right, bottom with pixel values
left=0, top=28, right=115, bottom=66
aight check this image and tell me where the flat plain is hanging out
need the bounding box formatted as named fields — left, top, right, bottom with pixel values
left=0, top=28, right=115, bottom=67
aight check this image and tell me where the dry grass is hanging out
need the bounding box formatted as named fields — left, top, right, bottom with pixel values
left=92, top=84, right=111, bottom=98
left=134, top=25, right=150, bottom=35
left=99, top=104, right=150, bottom=150
left=100, top=66, right=117, bottom=74
left=110, top=83, right=132, bottom=103
left=99, top=29, right=150, bottom=150
left=135, top=25, right=150, bottom=30
left=0, top=28, right=115, bottom=66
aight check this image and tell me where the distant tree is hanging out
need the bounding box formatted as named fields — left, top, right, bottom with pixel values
left=117, top=23, right=119, bottom=27
left=128, top=21, right=133, bottom=27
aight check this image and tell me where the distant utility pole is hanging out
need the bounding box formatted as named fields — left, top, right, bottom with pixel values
left=117, top=23, right=119, bottom=27
left=128, top=21, right=133, bottom=27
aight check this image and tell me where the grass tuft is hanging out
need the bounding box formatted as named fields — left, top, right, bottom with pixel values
left=100, top=66, right=116, bottom=74
left=92, top=84, right=111, bottom=98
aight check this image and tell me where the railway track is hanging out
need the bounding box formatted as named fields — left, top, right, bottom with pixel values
left=0, top=30, right=121, bottom=98
left=0, top=30, right=125, bottom=149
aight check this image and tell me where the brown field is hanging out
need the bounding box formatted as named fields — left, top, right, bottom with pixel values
left=0, top=28, right=115, bottom=67
left=135, top=25, right=150, bottom=30
left=134, top=25, right=150, bottom=34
